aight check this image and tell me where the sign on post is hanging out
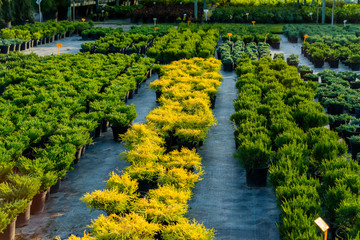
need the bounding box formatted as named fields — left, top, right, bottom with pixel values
left=57, top=44, right=63, bottom=55
left=36, top=0, right=43, bottom=23
left=264, top=33, right=269, bottom=43
left=252, top=21, right=256, bottom=26
left=82, top=18, right=86, bottom=22
left=227, top=33, right=232, bottom=42
left=154, top=27, right=159, bottom=33
left=315, top=217, right=329, bottom=240
left=304, top=34, right=309, bottom=43
left=246, top=12, right=249, bottom=20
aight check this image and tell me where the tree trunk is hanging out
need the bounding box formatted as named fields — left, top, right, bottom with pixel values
left=331, top=0, right=335, bottom=24
left=322, top=0, right=326, bottom=24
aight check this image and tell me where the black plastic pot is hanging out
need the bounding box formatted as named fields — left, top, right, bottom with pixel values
left=351, top=62, right=360, bottom=71
left=20, top=42, right=27, bottom=51
left=328, top=59, right=339, bottom=68
left=313, top=59, right=324, bottom=68
left=300, top=70, right=313, bottom=79
left=16, top=201, right=32, bottom=228
left=288, top=36, right=298, bottom=43
left=155, top=90, right=162, bottom=102
left=270, top=42, right=280, bottom=49
left=9, top=44, right=16, bottom=51
left=0, top=45, right=10, bottom=54
left=177, top=139, right=199, bottom=151
left=350, top=140, right=360, bottom=160
left=95, top=123, right=102, bottom=138
left=101, top=120, right=109, bottom=132
left=137, top=179, right=158, bottom=197
left=355, top=107, right=360, bottom=118
left=327, top=103, right=345, bottom=115
left=210, top=95, right=216, bottom=109
left=350, top=81, right=360, bottom=89
left=246, top=166, right=269, bottom=187
left=111, top=125, right=130, bottom=141
left=223, top=62, right=234, bottom=72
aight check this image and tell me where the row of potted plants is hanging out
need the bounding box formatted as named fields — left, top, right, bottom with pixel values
left=147, top=28, right=219, bottom=64
left=61, top=57, right=222, bottom=240
left=0, top=20, right=92, bottom=54
left=81, top=27, right=123, bottom=40
left=80, top=32, right=154, bottom=55
left=313, top=70, right=360, bottom=160
left=232, top=56, right=359, bottom=238
left=0, top=52, right=155, bottom=239
left=217, top=40, right=271, bottom=71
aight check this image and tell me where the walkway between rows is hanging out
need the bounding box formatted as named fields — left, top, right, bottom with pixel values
left=16, top=74, right=158, bottom=240
left=186, top=70, right=280, bottom=240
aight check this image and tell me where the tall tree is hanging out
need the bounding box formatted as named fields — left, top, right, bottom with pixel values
left=13, top=0, right=33, bottom=24
left=1, top=0, right=14, bottom=27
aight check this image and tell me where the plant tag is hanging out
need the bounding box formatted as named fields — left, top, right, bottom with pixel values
left=82, top=18, right=86, bottom=22
left=314, top=217, right=329, bottom=232
left=57, top=44, right=63, bottom=48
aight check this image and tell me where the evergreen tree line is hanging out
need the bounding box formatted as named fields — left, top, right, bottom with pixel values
left=0, top=0, right=68, bottom=26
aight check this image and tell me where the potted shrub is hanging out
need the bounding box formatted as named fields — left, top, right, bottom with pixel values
left=304, top=73, right=319, bottom=82
left=235, top=135, right=274, bottom=187
left=222, top=56, right=234, bottom=72
left=328, top=114, right=354, bottom=131
left=297, top=65, right=313, bottom=78
left=273, top=53, right=285, bottom=60
left=349, top=54, right=360, bottom=71
left=286, top=54, right=299, bottom=67
left=349, top=135, right=360, bottom=160
left=269, top=34, right=281, bottom=49
left=312, top=51, right=325, bottom=68
left=324, top=97, right=347, bottom=115
left=106, top=104, right=137, bottom=141
left=0, top=40, right=11, bottom=54
left=327, top=49, right=340, bottom=68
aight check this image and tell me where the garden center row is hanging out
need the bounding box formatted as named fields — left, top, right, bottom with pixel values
left=0, top=21, right=360, bottom=240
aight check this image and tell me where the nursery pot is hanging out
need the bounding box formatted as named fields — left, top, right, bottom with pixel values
left=16, top=201, right=32, bottom=228
left=288, top=36, right=298, bottom=43
left=0, top=218, right=16, bottom=240
left=95, top=123, right=102, bottom=138
left=223, top=62, right=234, bottom=72
left=0, top=45, right=10, bottom=54
left=328, top=59, right=339, bottom=68
left=20, top=42, right=27, bottom=51
left=246, top=166, right=269, bottom=187
left=350, top=81, right=360, bottom=89
left=351, top=62, right=360, bottom=71
left=355, top=107, right=360, bottom=118
left=101, top=120, right=109, bottom=132
left=111, top=125, right=130, bottom=141
left=210, top=95, right=216, bottom=109
left=350, top=141, right=360, bottom=160
left=50, top=179, right=61, bottom=194
left=137, top=179, right=158, bottom=197
left=313, top=59, right=324, bottom=68
left=74, top=145, right=83, bottom=164
left=270, top=42, right=280, bottom=49
left=327, top=103, right=345, bottom=115
left=31, top=190, right=47, bottom=214
left=9, top=44, right=16, bottom=51
left=300, top=70, right=313, bottom=79
left=155, top=91, right=162, bottom=102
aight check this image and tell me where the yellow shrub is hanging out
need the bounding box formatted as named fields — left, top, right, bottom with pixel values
left=121, top=124, right=164, bottom=149
left=147, top=185, right=192, bottom=205
left=124, top=162, right=165, bottom=182
left=89, top=213, right=161, bottom=240
left=124, top=142, right=165, bottom=165
left=162, top=218, right=215, bottom=240
left=160, top=148, right=202, bottom=171
left=105, top=172, right=138, bottom=195
left=158, top=167, right=203, bottom=190
left=81, top=189, right=132, bottom=215
left=132, top=197, right=188, bottom=224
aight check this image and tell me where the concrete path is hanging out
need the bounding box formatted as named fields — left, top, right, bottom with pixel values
left=186, top=70, right=280, bottom=240
left=16, top=74, right=158, bottom=240
left=271, top=34, right=360, bottom=74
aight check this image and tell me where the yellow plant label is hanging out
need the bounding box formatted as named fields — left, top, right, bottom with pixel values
left=314, top=217, right=329, bottom=232
left=57, top=44, right=63, bottom=48
left=82, top=18, right=86, bottom=22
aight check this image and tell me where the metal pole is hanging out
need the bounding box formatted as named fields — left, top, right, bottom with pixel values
left=322, top=0, right=326, bottom=24
left=331, top=0, right=335, bottom=24
left=73, top=0, right=75, bottom=22
left=316, top=0, right=319, bottom=23
left=39, top=4, right=42, bottom=22
left=203, top=0, right=206, bottom=11
left=194, top=0, right=198, bottom=20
